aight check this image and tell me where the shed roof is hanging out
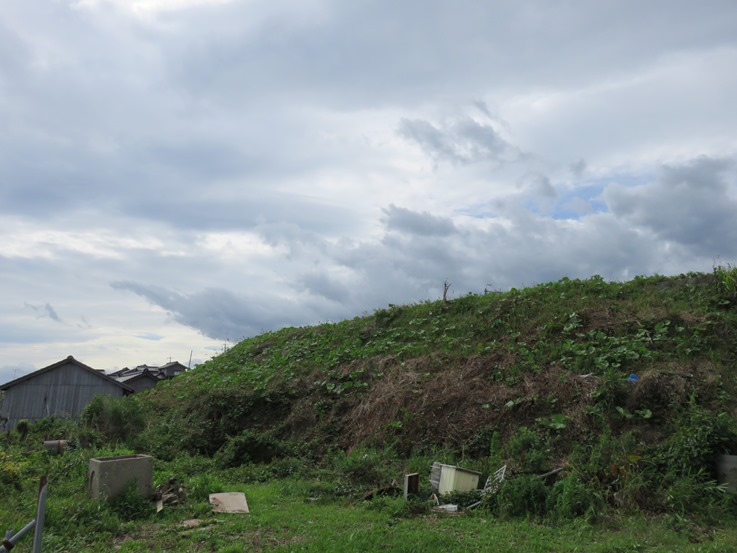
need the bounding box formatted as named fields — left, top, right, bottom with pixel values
left=0, top=355, right=134, bottom=393
left=160, top=361, right=188, bottom=370
left=116, top=369, right=160, bottom=384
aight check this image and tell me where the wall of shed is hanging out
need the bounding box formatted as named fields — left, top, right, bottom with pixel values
left=0, top=363, right=125, bottom=431
left=124, top=377, right=158, bottom=394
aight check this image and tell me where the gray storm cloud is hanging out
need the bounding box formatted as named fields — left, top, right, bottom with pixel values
left=0, top=0, right=735, bottom=372
left=398, top=117, right=519, bottom=166
left=106, top=157, right=735, bottom=340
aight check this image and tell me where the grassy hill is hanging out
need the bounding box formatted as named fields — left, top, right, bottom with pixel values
left=136, top=270, right=737, bottom=463
left=3, top=268, right=737, bottom=551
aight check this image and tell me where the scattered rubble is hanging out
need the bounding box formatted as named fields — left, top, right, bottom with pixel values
left=153, top=480, right=186, bottom=512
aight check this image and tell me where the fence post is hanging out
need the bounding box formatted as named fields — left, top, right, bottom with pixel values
left=32, top=476, right=48, bottom=553
left=0, top=476, right=47, bottom=553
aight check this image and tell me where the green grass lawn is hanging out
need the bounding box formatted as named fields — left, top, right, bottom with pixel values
left=7, top=475, right=733, bottom=553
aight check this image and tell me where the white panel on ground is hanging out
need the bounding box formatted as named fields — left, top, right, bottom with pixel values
left=209, top=492, right=250, bottom=513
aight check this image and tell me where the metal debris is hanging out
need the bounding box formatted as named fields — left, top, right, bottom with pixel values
left=153, top=480, right=186, bottom=512
left=468, top=464, right=507, bottom=509
left=432, top=504, right=459, bottom=513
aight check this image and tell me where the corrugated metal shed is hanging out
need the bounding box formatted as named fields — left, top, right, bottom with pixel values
left=0, top=356, right=133, bottom=432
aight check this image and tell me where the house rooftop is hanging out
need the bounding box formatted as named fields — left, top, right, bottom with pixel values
left=1, top=355, right=133, bottom=393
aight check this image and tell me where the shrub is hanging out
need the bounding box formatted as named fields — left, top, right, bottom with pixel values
left=713, top=263, right=737, bottom=305
left=0, top=451, right=24, bottom=489
left=506, top=427, right=548, bottom=472
left=267, top=456, right=306, bottom=479
left=81, top=395, right=145, bottom=445
left=15, top=419, right=29, bottom=440
left=496, top=475, right=550, bottom=518
left=663, top=469, right=729, bottom=517
left=109, top=480, right=155, bottom=521
left=660, top=404, right=737, bottom=477
left=547, top=473, right=603, bottom=520
left=574, top=429, right=638, bottom=485
left=332, top=447, right=397, bottom=488
left=187, top=473, right=226, bottom=502
left=213, top=430, right=286, bottom=468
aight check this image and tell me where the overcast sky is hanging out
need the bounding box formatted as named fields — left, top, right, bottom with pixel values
left=1, top=0, right=736, bottom=383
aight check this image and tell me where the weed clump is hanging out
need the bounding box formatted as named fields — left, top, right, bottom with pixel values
left=506, top=427, right=549, bottom=473
left=0, top=451, right=24, bottom=489
left=495, top=475, right=550, bottom=518
left=109, top=480, right=155, bottom=521
left=81, top=395, right=144, bottom=446
left=15, top=419, right=29, bottom=440
left=713, top=263, right=737, bottom=306
left=332, top=447, right=398, bottom=489
left=213, top=430, right=287, bottom=468
left=547, top=473, right=603, bottom=520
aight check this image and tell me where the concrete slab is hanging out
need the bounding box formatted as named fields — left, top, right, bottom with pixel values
left=209, top=492, right=250, bottom=513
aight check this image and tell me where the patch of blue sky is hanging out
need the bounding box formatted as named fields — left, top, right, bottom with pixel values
left=551, top=185, right=608, bottom=220
left=135, top=333, right=164, bottom=341
left=551, top=172, right=655, bottom=220
left=455, top=172, right=655, bottom=221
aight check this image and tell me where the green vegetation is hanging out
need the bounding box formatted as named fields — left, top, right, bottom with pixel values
left=3, top=270, right=737, bottom=551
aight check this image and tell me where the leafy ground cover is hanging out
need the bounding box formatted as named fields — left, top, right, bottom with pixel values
left=136, top=271, right=737, bottom=461
left=1, top=437, right=736, bottom=552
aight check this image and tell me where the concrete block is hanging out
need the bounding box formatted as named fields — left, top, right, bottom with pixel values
left=89, top=454, right=153, bottom=500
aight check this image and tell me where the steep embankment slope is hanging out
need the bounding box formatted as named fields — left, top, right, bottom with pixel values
left=138, top=271, right=737, bottom=469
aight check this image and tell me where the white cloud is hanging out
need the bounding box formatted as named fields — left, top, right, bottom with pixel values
left=72, top=0, right=232, bottom=17
left=0, top=0, right=736, bottom=375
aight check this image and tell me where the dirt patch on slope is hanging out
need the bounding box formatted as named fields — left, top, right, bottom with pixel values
left=344, top=356, right=601, bottom=452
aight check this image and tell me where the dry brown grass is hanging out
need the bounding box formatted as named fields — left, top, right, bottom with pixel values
left=343, top=356, right=602, bottom=451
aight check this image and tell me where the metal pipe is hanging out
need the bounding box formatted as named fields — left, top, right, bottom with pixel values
left=1, top=529, right=10, bottom=553
left=32, top=476, right=48, bottom=553
left=0, top=519, right=36, bottom=553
